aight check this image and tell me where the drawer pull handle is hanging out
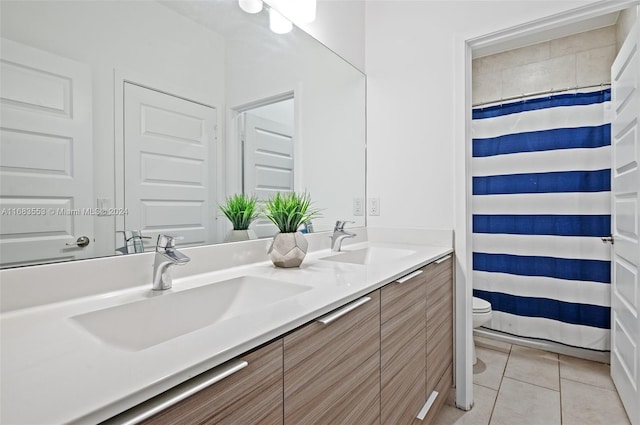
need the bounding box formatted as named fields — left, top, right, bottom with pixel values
left=416, top=390, right=439, bottom=421
left=316, top=296, right=371, bottom=325
left=104, top=359, right=248, bottom=425
left=395, top=270, right=423, bottom=284
left=435, top=255, right=452, bottom=264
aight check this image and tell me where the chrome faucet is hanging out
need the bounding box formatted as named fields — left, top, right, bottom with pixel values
left=331, top=220, right=356, bottom=252
left=152, top=234, right=190, bottom=290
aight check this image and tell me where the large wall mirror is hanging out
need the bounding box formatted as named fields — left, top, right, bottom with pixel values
left=0, top=0, right=366, bottom=268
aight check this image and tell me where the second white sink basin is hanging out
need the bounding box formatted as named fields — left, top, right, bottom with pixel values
left=71, top=276, right=312, bottom=351
left=321, top=246, right=416, bottom=265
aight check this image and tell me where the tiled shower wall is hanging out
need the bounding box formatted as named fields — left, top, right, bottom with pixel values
left=617, top=5, right=639, bottom=52
left=472, top=25, right=618, bottom=106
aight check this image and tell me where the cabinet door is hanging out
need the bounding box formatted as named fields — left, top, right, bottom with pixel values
left=143, top=339, right=283, bottom=425
left=381, top=269, right=427, bottom=425
left=424, top=255, right=454, bottom=423
left=284, top=291, right=380, bottom=425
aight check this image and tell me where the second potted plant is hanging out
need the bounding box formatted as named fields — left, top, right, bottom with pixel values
left=264, top=191, right=319, bottom=268
left=219, top=193, right=259, bottom=242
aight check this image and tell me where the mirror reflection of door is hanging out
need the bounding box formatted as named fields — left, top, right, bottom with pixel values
left=123, top=83, right=217, bottom=250
left=241, top=98, right=294, bottom=238
left=0, top=38, right=94, bottom=267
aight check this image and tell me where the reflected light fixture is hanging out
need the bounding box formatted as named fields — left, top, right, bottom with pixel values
left=269, top=7, right=293, bottom=34
left=239, top=0, right=316, bottom=35
left=295, top=0, right=316, bottom=24
left=239, top=0, right=263, bottom=14
left=269, top=0, right=316, bottom=24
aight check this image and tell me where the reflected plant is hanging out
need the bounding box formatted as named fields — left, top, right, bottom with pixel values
left=263, top=191, right=320, bottom=233
left=219, top=193, right=259, bottom=230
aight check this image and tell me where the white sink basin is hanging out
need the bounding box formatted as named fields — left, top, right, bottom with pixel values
left=71, top=276, right=312, bottom=351
left=321, top=246, right=416, bottom=265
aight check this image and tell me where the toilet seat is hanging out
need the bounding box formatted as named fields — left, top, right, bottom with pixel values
left=473, top=296, right=491, bottom=314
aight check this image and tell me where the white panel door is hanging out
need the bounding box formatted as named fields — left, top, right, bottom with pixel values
left=124, top=83, right=216, bottom=249
left=0, top=38, right=93, bottom=267
left=243, top=112, right=294, bottom=238
left=611, top=21, right=640, bottom=425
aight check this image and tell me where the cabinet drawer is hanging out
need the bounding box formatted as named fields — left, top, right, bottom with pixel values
left=284, top=291, right=380, bottom=425
left=143, top=340, right=283, bottom=425
left=421, top=363, right=454, bottom=425
left=381, top=270, right=427, bottom=424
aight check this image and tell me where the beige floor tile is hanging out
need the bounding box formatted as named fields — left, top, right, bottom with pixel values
left=474, top=336, right=512, bottom=354
left=432, top=385, right=498, bottom=425
left=490, top=377, right=561, bottom=425
left=559, top=354, right=615, bottom=391
left=504, top=345, right=559, bottom=390
left=560, top=378, right=630, bottom=425
left=474, top=347, right=509, bottom=390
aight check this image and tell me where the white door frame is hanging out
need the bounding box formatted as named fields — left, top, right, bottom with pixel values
left=226, top=91, right=298, bottom=190
left=457, top=0, right=639, bottom=411
left=113, top=69, right=222, bottom=247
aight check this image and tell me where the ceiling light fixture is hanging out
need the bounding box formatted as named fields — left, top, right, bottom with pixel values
left=238, top=0, right=263, bottom=14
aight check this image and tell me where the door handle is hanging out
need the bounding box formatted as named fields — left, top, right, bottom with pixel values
left=601, top=236, right=614, bottom=244
left=66, top=236, right=90, bottom=247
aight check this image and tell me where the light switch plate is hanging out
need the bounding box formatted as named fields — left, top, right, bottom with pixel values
left=353, top=197, right=364, bottom=216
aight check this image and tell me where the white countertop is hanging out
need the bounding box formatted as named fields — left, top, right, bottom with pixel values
left=1, top=238, right=452, bottom=424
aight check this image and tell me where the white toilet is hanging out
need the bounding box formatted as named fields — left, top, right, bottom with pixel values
left=472, top=296, right=492, bottom=365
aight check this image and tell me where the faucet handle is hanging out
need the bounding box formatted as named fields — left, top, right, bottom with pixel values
left=334, top=220, right=355, bottom=231
left=156, top=234, right=183, bottom=250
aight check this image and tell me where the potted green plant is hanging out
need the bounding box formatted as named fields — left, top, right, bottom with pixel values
left=264, top=191, right=319, bottom=267
left=219, top=193, right=259, bottom=242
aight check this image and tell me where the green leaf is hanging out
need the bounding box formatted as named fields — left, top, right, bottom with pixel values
left=263, top=191, right=321, bottom=233
left=218, top=193, right=259, bottom=230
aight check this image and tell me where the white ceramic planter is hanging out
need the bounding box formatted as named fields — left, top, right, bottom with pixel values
left=224, top=229, right=257, bottom=243
left=268, top=232, right=308, bottom=268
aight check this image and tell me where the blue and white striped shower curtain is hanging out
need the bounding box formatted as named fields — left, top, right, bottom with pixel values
left=472, top=90, right=612, bottom=351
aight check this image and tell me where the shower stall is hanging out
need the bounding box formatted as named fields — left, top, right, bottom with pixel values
left=470, top=23, right=621, bottom=359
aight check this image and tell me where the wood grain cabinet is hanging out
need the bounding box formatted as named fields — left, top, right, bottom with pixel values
left=423, top=254, right=455, bottom=424
left=283, top=291, right=381, bottom=425
left=142, top=339, right=283, bottom=425
left=380, top=268, right=427, bottom=424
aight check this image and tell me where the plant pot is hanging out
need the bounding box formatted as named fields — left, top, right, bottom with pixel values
left=268, top=232, right=308, bottom=268
left=224, top=229, right=257, bottom=243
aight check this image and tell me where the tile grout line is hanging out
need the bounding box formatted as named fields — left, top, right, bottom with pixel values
left=559, top=375, right=618, bottom=392
left=558, top=353, right=563, bottom=425
left=559, top=375, right=564, bottom=425
left=486, top=343, right=512, bottom=425
left=500, top=375, right=561, bottom=393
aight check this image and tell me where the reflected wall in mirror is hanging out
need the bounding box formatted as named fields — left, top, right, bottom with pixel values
left=0, top=0, right=366, bottom=268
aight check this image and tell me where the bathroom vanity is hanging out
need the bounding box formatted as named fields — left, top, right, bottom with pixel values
left=113, top=248, right=453, bottom=425
left=0, top=228, right=453, bottom=424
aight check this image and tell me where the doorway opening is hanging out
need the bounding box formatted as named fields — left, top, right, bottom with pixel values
left=459, top=1, right=639, bottom=417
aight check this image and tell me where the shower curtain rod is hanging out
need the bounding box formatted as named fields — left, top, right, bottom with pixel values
left=472, top=82, right=611, bottom=108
